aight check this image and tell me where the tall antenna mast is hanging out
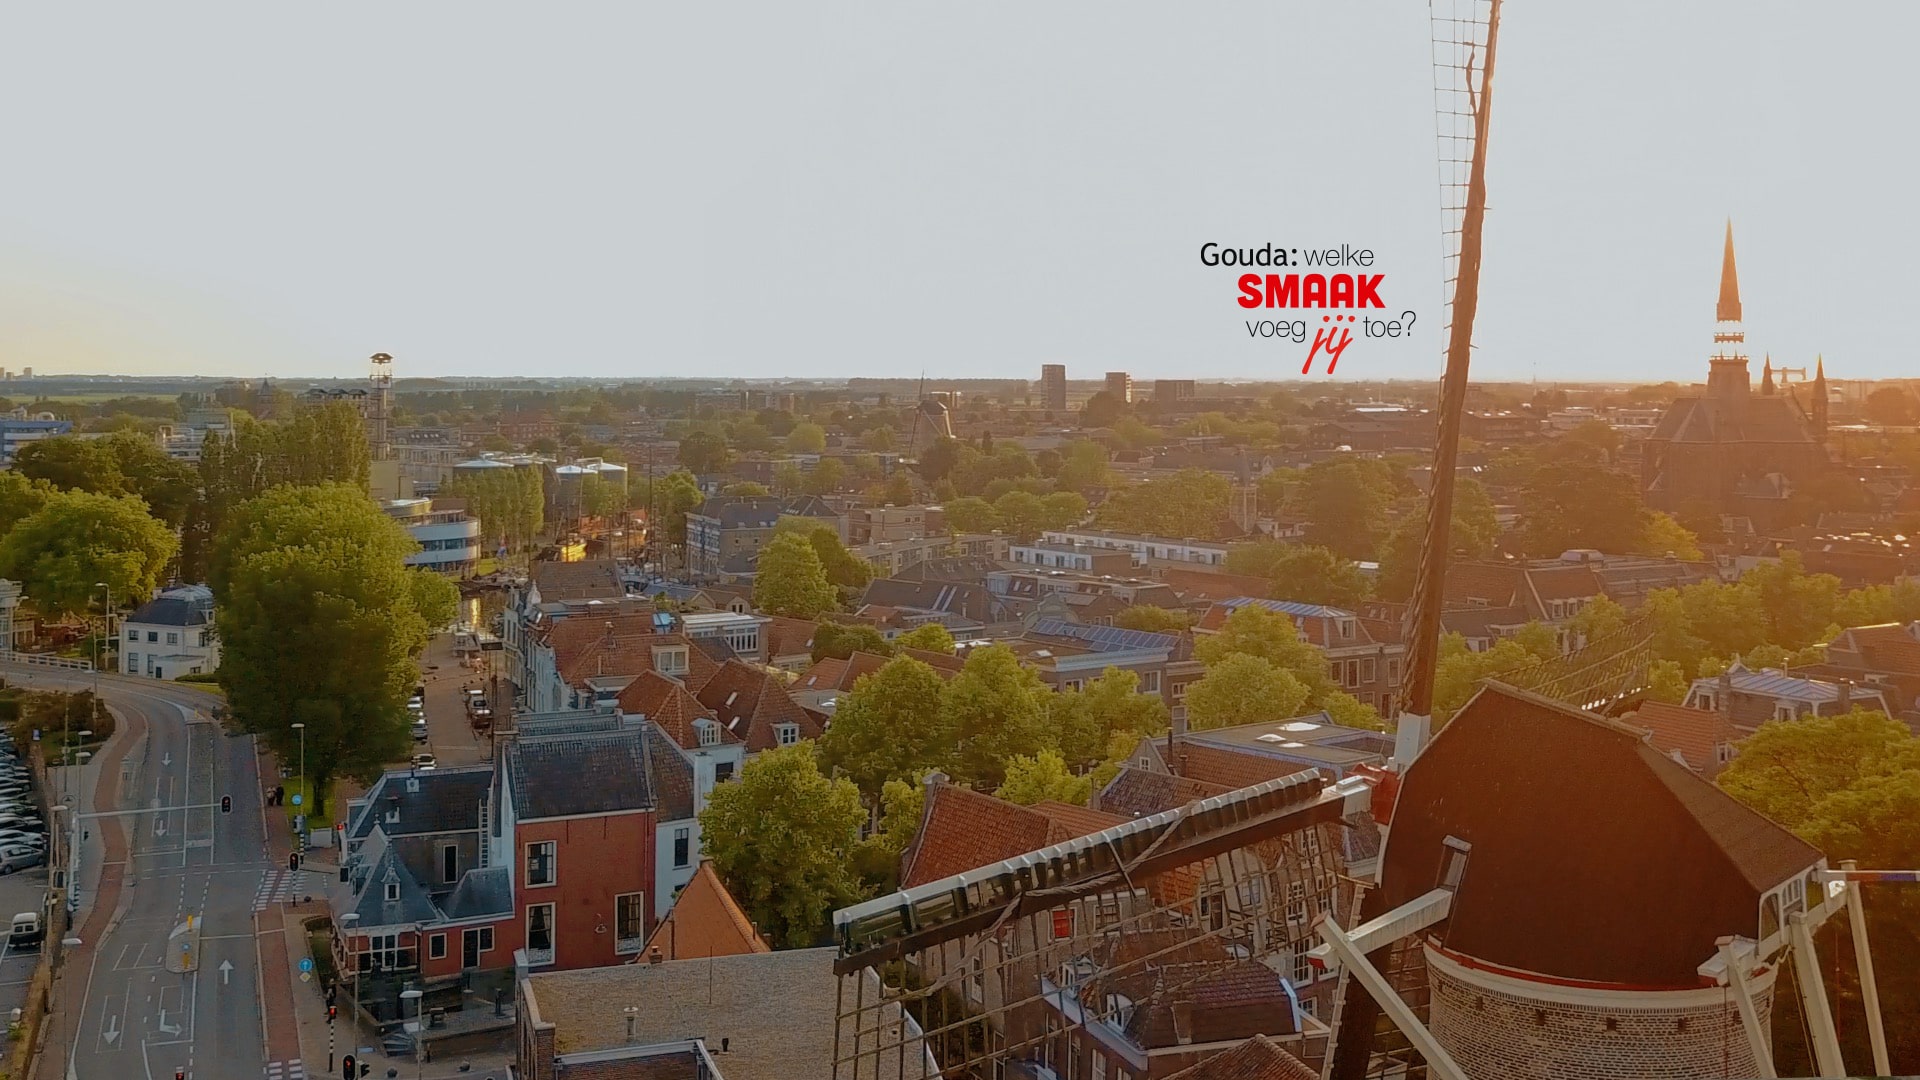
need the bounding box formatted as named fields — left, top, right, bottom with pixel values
left=1330, top=3, right=1502, bottom=1077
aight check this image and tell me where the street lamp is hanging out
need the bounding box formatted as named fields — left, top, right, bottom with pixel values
left=400, top=987, right=425, bottom=1076
left=290, top=721, right=307, bottom=842
left=339, top=912, right=362, bottom=1052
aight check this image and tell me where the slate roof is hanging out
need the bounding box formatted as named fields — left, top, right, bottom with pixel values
left=530, top=558, right=626, bottom=601
left=1082, top=932, right=1298, bottom=1050
left=1095, top=765, right=1233, bottom=818
left=506, top=727, right=655, bottom=820
left=349, top=766, right=493, bottom=840
left=1169, top=740, right=1319, bottom=790
left=644, top=860, right=770, bottom=961
left=693, top=659, right=823, bottom=752
left=343, top=847, right=441, bottom=929
left=688, top=496, right=786, bottom=530
left=900, top=782, right=1128, bottom=889
left=441, top=866, right=514, bottom=920
left=1163, top=1035, right=1318, bottom=1080
left=1375, top=682, right=1823, bottom=987
left=125, top=585, right=214, bottom=628
left=645, top=725, right=696, bottom=823
left=860, top=578, right=996, bottom=622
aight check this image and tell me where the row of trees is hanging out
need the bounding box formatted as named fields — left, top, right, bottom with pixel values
left=447, top=466, right=545, bottom=549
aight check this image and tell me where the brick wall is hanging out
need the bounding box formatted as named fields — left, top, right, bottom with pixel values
left=516, top=811, right=657, bottom=971
left=1427, top=950, right=1775, bottom=1080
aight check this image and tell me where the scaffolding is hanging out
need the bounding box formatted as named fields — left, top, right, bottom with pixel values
left=829, top=774, right=1372, bottom=1079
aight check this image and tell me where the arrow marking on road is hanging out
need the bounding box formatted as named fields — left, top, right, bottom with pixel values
left=162, top=752, right=172, bottom=767
left=103, top=1014, right=121, bottom=1045
left=157, top=1010, right=181, bottom=1037
left=219, top=960, right=232, bottom=986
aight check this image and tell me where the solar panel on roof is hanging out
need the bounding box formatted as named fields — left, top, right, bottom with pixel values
left=1027, top=619, right=1177, bottom=652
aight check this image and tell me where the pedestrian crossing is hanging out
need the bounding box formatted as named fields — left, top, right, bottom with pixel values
left=253, top=868, right=324, bottom=911
left=263, top=1060, right=307, bottom=1080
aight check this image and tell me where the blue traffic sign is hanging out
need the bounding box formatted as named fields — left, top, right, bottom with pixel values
left=291, top=793, right=303, bottom=807
left=299, top=956, right=314, bottom=973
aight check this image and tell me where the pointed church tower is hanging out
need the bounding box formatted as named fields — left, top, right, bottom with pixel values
left=1812, top=355, right=1829, bottom=442
left=1760, top=355, right=1775, bottom=395
left=1708, top=221, right=1750, bottom=405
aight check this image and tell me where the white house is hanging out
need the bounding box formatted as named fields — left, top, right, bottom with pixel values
left=122, top=585, right=219, bottom=680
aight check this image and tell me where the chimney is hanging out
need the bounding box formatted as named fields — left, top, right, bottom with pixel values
left=1717, top=669, right=1734, bottom=722
left=1834, top=678, right=1852, bottom=716
left=648, top=945, right=664, bottom=966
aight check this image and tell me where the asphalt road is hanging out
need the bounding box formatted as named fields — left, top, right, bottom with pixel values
left=8, top=668, right=270, bottom=1080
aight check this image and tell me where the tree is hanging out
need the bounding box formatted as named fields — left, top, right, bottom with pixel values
left=677, top=430, right=730, bottom=473
left=812, top=621, right=892, bottom=662
left=993, top=490, right=1048, bottom=541
left=996, top=749, right=1092, bottom=806
left=1096, top=470, right=1232, bottom=538
left=0, top=471, right=54, bottom=533
left=1039, top=490, right=1087, bottom=531
left=939, top=644, right=1054, bottom=788
left=1520, top=460, right=1648, bottom=556
left=637, top=469, right=704, bottom=552
left=942, top=496, right=1001, bottom=534
left=787, top=422, right=828, bottom=454
left=1374, top=477, right=1500, bottom=603
left=1054, top=440, right=1113, bottom=493
left=775, top=518, right=872, bottom=592
left=1051, top=667, right=1169, bottom=768
left=817, top=656, right=953, bottom=800
left=209, top=483, right=456, bottom=807
left=1644, top=659, right=1689, bottom=703
left=1637, top=511, right=1704, bottom=561
left=700, top=742, right=867, bottom=948
left=1080, top=391, right=1126, bottom=430
left=1267, top=545, right=1367, bottom=607
left=1194, top=604, right=1335, bottom=698
left=801, top=457, right=846, bottom=497
left=0, top=490, right=178, bottom=617
left=852, top=776, right=924, bottom=893
left=1111, top=605, right=1192, bottom=633
left=753, top=533, right=838, bottom=618
left=12, top=436, right=126, bottom=496
left=860, top=426, right=896, bottom=452
left=918, top=437, right=964, bottom=484
left=894, top=623, right=956, bottom=654
left=722, top=482, right=771, bottom=497
left=1300, top=460, right=1394, bottom=559
left=1185, top=654, right=1310, bottom=730
left=1864, top=386, right=1919, bottom=427
left=1431, top=632, right=1558, bottom=723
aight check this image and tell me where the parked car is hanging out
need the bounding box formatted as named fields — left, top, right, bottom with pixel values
left=410, top=753, right=437, bottom=771
left=0, top=846, right=44, bottom=874
left=0, top=831, right=45, bottom=849
left=410, top=720, right=429, bottom=743
left=0, top=818, right=44, bottom=835
left=7, top=912, right=41, bottom=950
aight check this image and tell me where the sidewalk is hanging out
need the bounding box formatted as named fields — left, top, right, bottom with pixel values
left=257, top=773, right=306, bottom=1071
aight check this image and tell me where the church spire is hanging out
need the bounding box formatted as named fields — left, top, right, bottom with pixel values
left=1812, top=355, right=1829, bottom=443
left=1716, top=219, right=1742, bottom=323
left=1760, top=355, right=1774, bottom=394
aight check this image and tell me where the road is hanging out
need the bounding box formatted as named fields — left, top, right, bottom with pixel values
left=8, top=667, right=271, bottom=1080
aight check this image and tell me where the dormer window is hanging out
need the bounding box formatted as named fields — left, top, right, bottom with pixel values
left=653, top=646, right=689, bottom=677
left=385, top=881, right=401, bottom=902
left=776, top=723, right=801, bottom=747
left=1774, top=701, right=1796, bottom=722
left=1438, top=836, right=1471, bottom=891
left=1339, top=619, right=1355, bottom=640
left=697, top=719, right=720, bottom=747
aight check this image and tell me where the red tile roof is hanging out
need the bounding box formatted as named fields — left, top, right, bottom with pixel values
left=693, top=659, right=823, bottom=752
left=1164, top=1035, right=1318, bottom=1080
left=900, top=783, right=1128, bottom=889
left=794, top=656, right=850, bottom=693
left=1158, top=567, right=1274, bottom=602
left=617, top=670, right=733, bottom=750
left=643, top=860, right=770, bottom=961
left=1628, top=701, right=1734, bottom=774
left=763, top=616, right=818, bottom=660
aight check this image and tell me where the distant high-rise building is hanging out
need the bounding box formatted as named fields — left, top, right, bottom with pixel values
left=1104, top=371, right=1132, bottom=403
left=1041, top=364, right=1067, bottom=412
left=1153, top=379, right=1195, bottom=403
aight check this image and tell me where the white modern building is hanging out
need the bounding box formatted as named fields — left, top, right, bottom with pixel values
left=122, top=585, right=219, bottom=680
left=384, top=498, right=483, bottom=574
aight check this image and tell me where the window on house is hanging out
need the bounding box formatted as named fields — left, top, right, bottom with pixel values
left=697, top=721, right=720, bottom=747
left=166, top=632, right=179, bottom=645
left=428, top=934, right=447, bottom=960
left=384, top=881, right=401, bottom=902
left=1138, top=670, right=1160, bottom=694
left=673, top=827, right=690, bottom=868
left=1361, top=657, right=1376, bottom=684
left=714, top=760, right=735, bottom=784
left=654, top=647, right=689, bottom=676
left=1716, top=741, right=1734, bottom=765
left=526, top=841, right=556, bottom=887
left=1697, top=692, right=1717, bottom=711
left=1774, top=702, right=1796, bottom=722
left=775, top=723, right=800, bottom=747
left=126, top=627, right=137, bottom=641
left=441, top=844, right=458, bottom=884
left=1170, top=681, right=1189, bottom=701
left=526, top=904, right=555, bottom=961
left=616, top=893, right=646, bottom=951
left=148, top=631, right=159, bottom=643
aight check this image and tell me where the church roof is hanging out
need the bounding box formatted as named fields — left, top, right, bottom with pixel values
left=1717, top=220, right=1742, bottom=322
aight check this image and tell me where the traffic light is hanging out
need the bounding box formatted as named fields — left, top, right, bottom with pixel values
left=327, top=1004, right=337, bottom=1022
left=220, top=795, right=232, bottom=814
left=175, top=1070, right=185, bottom=1080
left=340, top=1054, right=354, bottom=1080
left=288, top=851, right=301, bottom=872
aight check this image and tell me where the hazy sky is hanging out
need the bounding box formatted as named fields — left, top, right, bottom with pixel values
left=1, top=3, right=1914, bottom=383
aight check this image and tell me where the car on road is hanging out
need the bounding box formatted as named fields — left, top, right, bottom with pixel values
left=410, top=753, right=437, bottom=771
left=411, top=719, right=429, bottom=742
left=0, top=846, right=44, bottom=874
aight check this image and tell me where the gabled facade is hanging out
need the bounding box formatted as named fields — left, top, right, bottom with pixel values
left=120, top=584, right=219, bottom=680
left=1683, top=663, right=1891, bottom=731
